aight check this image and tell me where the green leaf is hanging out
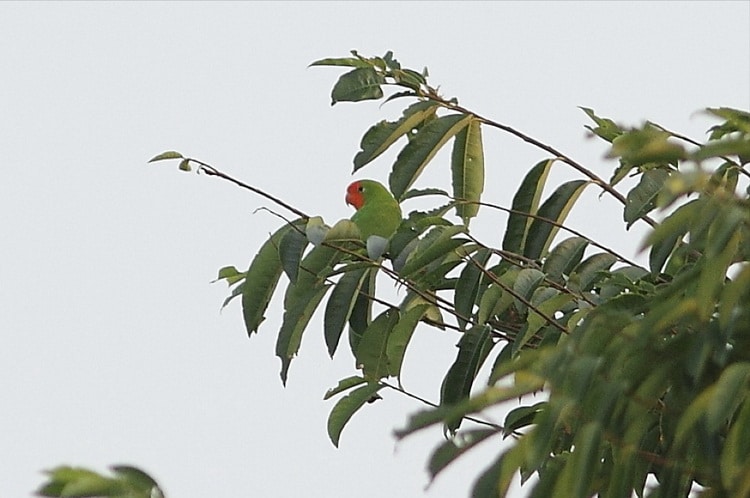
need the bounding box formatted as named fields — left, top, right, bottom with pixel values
left=399, top=224, right=467, bottom=278
left=580, top=107, right=623, bottom=143
left=386, top=304, right=429, bottom=380
left=719, top=265, right=750, bottom=328
left=516, top=292, right=573, bottom=351
left=214, top=265, right=245, bottom=285
left=278, top=227, right=308, bottom=284
left=542, top=237, right=588, bottom=283
left=609, top=127, right=686, bottom=166
left=348, top=268, right=375, bottom=353
left=309, top=56, right=372, bottom=68
left=648, top=230, right=680, bottom=275
left=323, top=375, right=367, bottom=400
left=276, top=284, right=330, bottom=385
left=452, top=119, right=485, bottom=223
left=503, top=402, right=546, bottom=436
left=478, top=269, right=518, bottom=325
left=324, top=267, right=372, bottom=358
left=427, top=429, right=499, bottom=483
left=440, top=325, right=494, bottom=432
left=356, top=309, right=399, bottom=381
left=110, top=466, right=161, bottom=494
left=242, top=222, right=302, bottom=336
left=471, top=445, right=524, bottom=498
left=353, top=101, right=439, bottom=171
left=455, top=248, right=492, bottom=330
left=721, top=391, right=750, bottom=492
left=37, top=465, right=162, bottom=498
left=557, top=422, right=602, bottom=498
left=624, top=169, right=669, bottom=228
left=523, top=180, right=588, bottom=260
left=692, top=137, right=750, bottom=163
left=640, top=199, right=699, bottom=252
left=502, top=159, right=554, bottom=254
left=706, top=363, right=750, bottom=432
left=512, top=268, right=545, bottom=315
left=400, top=187, right=450, bottom=201
left=327, top=382, right=384, bottom=447
left=706, top=107, right=750, bottom=139
left=330, top=67, right=384, bottom=105
left=389, top=113, right=472, bottom=200
left=576, top=253, right=620, bottom=293
left=148, top=150, right=183, bottom=163
left=277, top=245, right=342, bottom=383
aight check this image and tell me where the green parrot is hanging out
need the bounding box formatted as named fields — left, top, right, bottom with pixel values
left=345, top=179, right=402, bottom=258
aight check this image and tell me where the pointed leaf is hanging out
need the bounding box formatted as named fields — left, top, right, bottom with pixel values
left=624, top=169, right=669, bottom=228
left=471, top=446, right=524, bottom=498
left=356, top=309, right=399, bottom=381
left=399, top=224, right=467, bottom=278
left=276, top=284, right=330, bottom=384
left=542, top=237, right=588, bottom=283
left=557, top=422, right=602, bottom=498
left=277, top=245, right=342, bottom=383
left=348, top=268, right=376, bottom=354
left=721, top=390, right=750, bottom=491
left=427, top=429, right=499, bottom=482
left=278, top=227, right=308, bottom=284
left=452, top=119, right=485, bottom=222
left=214, top=265, right=246, bottom=285
left=353, top=101, right=439, bottom=171
left=400, top=187, right=450, bottom=201
left=242, top=221, right=302, bottom=336
left=503, top=402, right=546, bottom=436
left=502, top=159, right=554, bottom=254
left=706, top=362, right=750, bottom=432
left=570, top=252, right=618, bottom=292
left=323, top=375, right=367, bottom=400
left=440, top=325, right=494, bottom=432
left=148, top=150, right=183, bottom=163
left=516, top=292, right=573, bottom=351
left=386, top=304, right=429, bottom=379
left=324, top=267, right=372, bottom=357
left=609, top=127, right=686, bottom=166
left=327, top=382, right=384, bottom=447
left=330, top=67, right=384, bottom=105
left=478, top=268, right=519, bottom=325
left=455, top=248, right=492, bottom=329
left=512, top=268, right=545, bottom=315
left=523, top=180, right=588, bottom=260
left=389, top=113, right=472, bottom=200
left=309, top=57, right=372, bottom=68
left=580, top=107, right=623, bottom=143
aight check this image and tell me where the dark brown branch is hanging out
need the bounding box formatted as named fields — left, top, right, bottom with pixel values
left=191, top=159, right=311, bottom=220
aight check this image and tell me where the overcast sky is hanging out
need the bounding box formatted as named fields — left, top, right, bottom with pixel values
left=1, top=2, right=748, bottom=497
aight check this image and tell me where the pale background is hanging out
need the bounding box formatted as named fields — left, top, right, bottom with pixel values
left=1, top=2, right=748, bottom=497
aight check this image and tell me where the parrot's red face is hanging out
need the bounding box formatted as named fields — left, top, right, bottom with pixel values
left=345, top=181, right=365, bottom=210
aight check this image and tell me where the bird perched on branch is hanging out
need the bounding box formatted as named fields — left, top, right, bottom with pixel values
left=345, top=179, right=402, bottom=258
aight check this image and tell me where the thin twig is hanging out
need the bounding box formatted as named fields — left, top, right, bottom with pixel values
left=192, top=159, right=311, bottom=220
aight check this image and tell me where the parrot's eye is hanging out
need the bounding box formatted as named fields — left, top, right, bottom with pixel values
left=357, top=185, right=364, bottom=192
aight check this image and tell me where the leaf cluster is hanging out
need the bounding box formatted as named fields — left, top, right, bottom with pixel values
left=151, top=52, right=750, bottom=497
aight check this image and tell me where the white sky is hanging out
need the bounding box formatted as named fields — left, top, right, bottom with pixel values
left=1, top=2, right=748, bottom=497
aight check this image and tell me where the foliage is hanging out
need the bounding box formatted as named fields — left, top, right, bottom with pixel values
left=36, top=465, right=163, bottom=498
left=150, top=51, right=750, bottom=497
